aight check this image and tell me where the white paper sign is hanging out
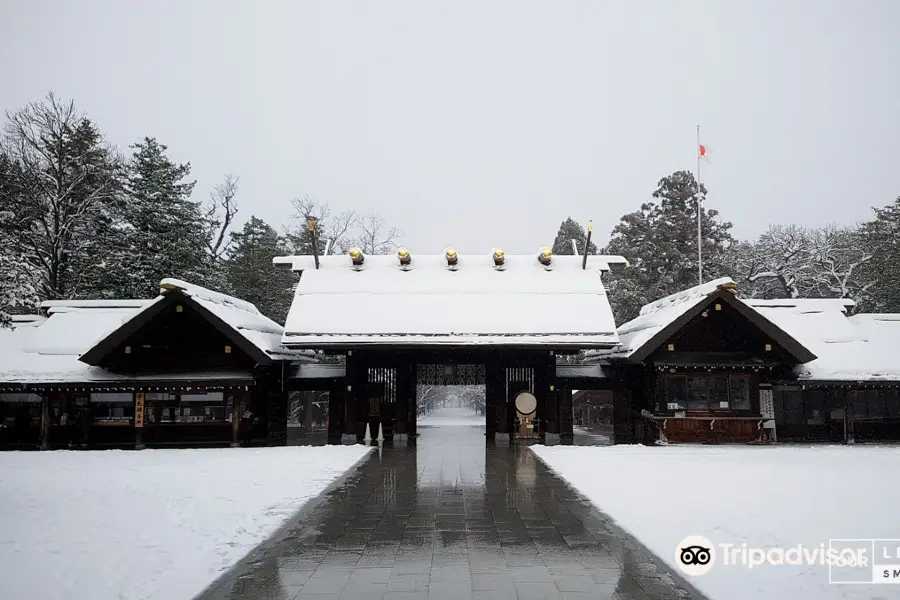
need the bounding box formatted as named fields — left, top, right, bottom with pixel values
left=759, top=388, right=776, bottom=429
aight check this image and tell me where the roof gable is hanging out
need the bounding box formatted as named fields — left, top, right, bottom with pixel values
left=80, top=279, right=306, bottom=367
left=593, top=278, right=816, bottom=364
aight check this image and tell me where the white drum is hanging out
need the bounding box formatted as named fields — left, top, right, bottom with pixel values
left=515, top=391, right=537, bottom=416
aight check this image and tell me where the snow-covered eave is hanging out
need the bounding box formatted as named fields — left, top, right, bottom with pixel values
left=794, top=367, right=900, bottom=384
left=0, top=370, right=258, bottom=387
left=39, top=299, right=152, bottom=311
left=795, top=376, right=900, bottom=385
left=266, top=348, right=317, bottom=362
left=281, top=332, right=619, bottom=349
left=583, top=347, right=638, bottom=362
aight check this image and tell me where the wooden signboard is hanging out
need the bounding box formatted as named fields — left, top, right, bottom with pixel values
left=134, top=393, right=145, bottom=428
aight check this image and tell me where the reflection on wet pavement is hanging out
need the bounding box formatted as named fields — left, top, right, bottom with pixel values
left=195, top=415, right=704, bottom=600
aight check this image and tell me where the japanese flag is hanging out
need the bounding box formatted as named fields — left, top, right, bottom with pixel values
left=699, top=144, right=710, bottom=161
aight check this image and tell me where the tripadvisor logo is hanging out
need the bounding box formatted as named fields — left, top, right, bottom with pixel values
left=676, top=535, right=716, bottom=576
left=674, top=535, right=870, bottom=577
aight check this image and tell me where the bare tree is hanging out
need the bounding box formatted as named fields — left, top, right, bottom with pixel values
left=206, top=173, right=239, bottom=262
left=352, top=212, right=402, bottom=255
left=289, top=196, right=357, bottom=255
left=0, top=93, right=122, bottom=300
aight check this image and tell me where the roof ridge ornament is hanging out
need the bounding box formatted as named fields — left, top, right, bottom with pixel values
left=538, top=247, right=552, bottom=268
left=349, top=247, right=364, bottom=268
left=492, top=248, right=505, bottom=269
left=398, top=247, right=411, bottom=268
left=445, top=247, right=458, bottom=269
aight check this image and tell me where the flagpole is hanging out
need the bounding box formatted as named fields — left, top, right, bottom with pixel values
left=696, top=124, right=703, bottom=285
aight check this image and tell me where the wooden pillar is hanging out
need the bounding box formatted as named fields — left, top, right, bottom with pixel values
left=843, top=389, right=854, bottom=445
left=230, top=390, right=242, bottom=447
left=613, top=383, right=635, bottom=445
left=343, top=352, right=359, bottom=444
left=395, top=362, right=412, bottom=440
left=327, top=382, right=344, bottom=444
left=534, top=353, right=559, bottom=443
left=485, top=361, right=507, bottom=442
left=559, top=387, right=574, bottom=437
left=39, top=393, right=50, bottom=450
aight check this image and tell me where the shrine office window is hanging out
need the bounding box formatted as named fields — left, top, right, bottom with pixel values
left=729, top=374, right=752, bottom=411
left=662, top=373, right=753, bottom=411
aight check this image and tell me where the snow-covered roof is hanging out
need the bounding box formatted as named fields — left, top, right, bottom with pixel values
left=0, top=282, right=309, bottom=385
left=0, top=302, right=149, bottom=384
left=591, top=278, right=739, bottom=360
left=746, top=299, right=900, bottom=381
left=278, top=253, right=620, bottom=348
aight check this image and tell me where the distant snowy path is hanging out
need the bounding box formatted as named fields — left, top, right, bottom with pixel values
left=0, top=446, right=371, bottom=600
left=532, top=444, right=900, bottom=600
left=418, top=406, right=485, bottom=428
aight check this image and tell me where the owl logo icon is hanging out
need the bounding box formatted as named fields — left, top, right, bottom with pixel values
left=675, top=536, right=716, bottom=576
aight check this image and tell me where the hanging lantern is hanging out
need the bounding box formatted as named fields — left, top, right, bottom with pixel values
left=538, top=248, right=552, bottom=266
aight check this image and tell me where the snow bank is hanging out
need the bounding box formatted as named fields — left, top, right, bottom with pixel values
left=532, top=444, right=900, bottom=600
left=0, top=445, right=371, bottom=600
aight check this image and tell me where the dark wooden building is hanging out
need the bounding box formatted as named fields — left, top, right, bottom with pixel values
left=746, top=300, right=900, bottom=443
left=581, top=280, right=900, bottom=444
left=0, top=279, right=311, bottom=450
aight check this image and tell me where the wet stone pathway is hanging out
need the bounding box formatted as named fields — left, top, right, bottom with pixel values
left=196, top=414, right=704, bottom=600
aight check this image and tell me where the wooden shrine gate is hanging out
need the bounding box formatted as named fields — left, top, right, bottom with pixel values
left=331, top=349, right=568, bottom=445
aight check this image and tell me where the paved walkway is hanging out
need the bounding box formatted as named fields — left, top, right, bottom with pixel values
left=196, top=409, right=702, bottom=600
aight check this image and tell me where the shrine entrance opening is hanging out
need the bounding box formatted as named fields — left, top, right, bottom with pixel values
left=414, top=364, right=485, bottom=440
left=334, top=349, right=564, bottom=445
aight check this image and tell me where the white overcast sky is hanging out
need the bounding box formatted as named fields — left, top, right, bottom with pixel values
left=2, top=0, right=898, bottom=253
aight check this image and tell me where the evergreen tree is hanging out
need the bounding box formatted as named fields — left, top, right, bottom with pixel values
left=0, top=211, right=38, bottom=327
left=860, top=195, right=900, bottom=311
left=102, top=137, right=208, bottom=298
left=603, top=170, right=734, bottom=323
left=0, top=94, right=123, bottom=300
left=224, top=217, right=296, bottom=323
left=551, top=217, right=597, bottom=255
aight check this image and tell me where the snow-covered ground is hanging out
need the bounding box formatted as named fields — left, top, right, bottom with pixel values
left=0, top=446, right=371, bottom=600
left=532, top=444, right=900, bottom=600
left=418, top=406, right=485, bottom=428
